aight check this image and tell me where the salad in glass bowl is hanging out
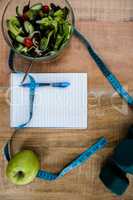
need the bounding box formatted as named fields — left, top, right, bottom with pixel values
left=2, top=0, right=75, bottom=61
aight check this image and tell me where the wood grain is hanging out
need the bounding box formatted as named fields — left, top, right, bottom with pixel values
left=0, top=0, right=133, bottom=200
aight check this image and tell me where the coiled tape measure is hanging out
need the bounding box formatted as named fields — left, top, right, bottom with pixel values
left=4, top=58, right=107, bottom=180
left=4, top=25, right=132, bottom=181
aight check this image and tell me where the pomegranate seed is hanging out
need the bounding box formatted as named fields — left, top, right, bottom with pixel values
left=43, top=5, right=49, bottom=13
left=24, top=37, right=33, bottom=48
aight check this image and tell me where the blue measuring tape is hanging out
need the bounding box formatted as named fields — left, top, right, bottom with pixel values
left=74, top=28, right=133, bottom=106
left=18, top=74, right=70, bottom=128
left=4, top=54, right=108, bottom=181
left=8, top=28, right=133, bottom=106
left=3, top=136, right=107, bottom=181
left=3, top=71, right=107, bottom=181
left=2, top=27, right=112, bottom=182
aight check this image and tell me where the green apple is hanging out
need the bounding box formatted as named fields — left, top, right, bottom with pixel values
left=6, top=150, right=40, bottom=185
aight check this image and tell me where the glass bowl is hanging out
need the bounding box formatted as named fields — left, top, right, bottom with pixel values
left=2, top=0, right=75, bottom=62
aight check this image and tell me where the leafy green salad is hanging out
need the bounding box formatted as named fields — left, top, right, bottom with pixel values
left=7, top=1, right=73, bottom=57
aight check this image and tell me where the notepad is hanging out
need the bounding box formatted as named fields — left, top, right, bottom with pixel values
left=10, top=73, right=88, bottom=128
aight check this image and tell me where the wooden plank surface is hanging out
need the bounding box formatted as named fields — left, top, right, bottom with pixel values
left=0, top=0, right=133, bottom=200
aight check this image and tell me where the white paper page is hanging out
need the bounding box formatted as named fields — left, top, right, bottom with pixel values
left=10, top=73, right=87, bottom=128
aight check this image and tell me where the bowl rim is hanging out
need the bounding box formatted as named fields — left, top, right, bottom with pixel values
left=1, top=0, right=75, bottom=61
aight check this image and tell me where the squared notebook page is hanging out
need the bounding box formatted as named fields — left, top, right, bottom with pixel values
left=10, top=73, right=87, bottom=128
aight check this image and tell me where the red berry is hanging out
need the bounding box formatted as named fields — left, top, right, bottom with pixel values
left=43, top=5, right=49, bottom=13
left=24, top=37, right=33, bottom=48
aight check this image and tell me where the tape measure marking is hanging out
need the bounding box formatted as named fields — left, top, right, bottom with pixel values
left=74, top=28, right=133, bottom=106
left=2, top=29, right=113, bottom=182
left=3, top=136, right=107, bottom=181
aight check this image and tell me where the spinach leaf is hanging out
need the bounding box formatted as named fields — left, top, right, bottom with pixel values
left=16, top=44, right=28, bottom=54
left=53, top=9, right=65, bottom=25
left=51, top=20, right=58, bottom=34
left=40, top=37, right=48, bottom=50
left=58, top=24, right=64, bottom=35
left=37, top=17, right=58, bottom=34
left=16, top=35, right=24, bottom=43
left=26, top=10, right=37, bottom=20
left=40, top=30, right=53, bottom=50
left=21, top=47, right=28, bottom=53
left=16, top=44, right=24, bottom=52
left=36, top=17, right=52, bottom=26
left=62, top=21, right=72, bottom=43
left=55, top=22, right=72, bottom=50
left=54, top=16, right=64, bottom=24
left=7, top=17, right=21, bottom=36
left=24, top=21, right=34, bottom=34
left=54, top=34, right=64, bottom=50
left=54, top=9, right=64, bottom=18
left=31, top=3, right=43, bottom=11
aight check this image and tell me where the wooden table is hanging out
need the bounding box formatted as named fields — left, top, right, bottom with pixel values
left=0, top=0, right=133, bottom=199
